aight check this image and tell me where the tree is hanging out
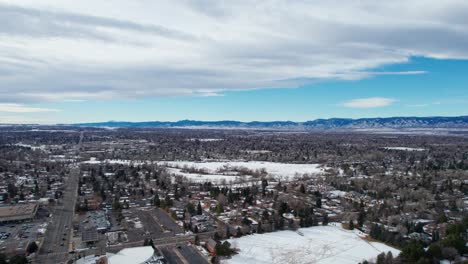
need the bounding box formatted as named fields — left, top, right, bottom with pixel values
left=441, top=247, right=458, bottom=263
left=236, top=227, right=243, bottom=237
left=210, top=256, right=217, bottom=264
left=316, top=198, right=322, bottom=208
left=349, top=220, right=354, bottom=230
left=376, top=252, right=385, bottom=264
left=213, top=232, right=221, bottom=241
left=432, top=230, right=440, bottom=242
left=441, top=234, right=466, bottom=254
left=261, top=179, right=268, bottom=195
left=215, top=203, right=224, bottom=215
left=400, top=242, right=425, bottom=263
left=215, top=241, right=235, bottom=256
left=153, top=194, right=161, bottom=207
left=322, top=214, right=329, bottom=226
left=148, top=239, right=155, bottom=249
left=197, top=201, right=203, bottom=215
left=164, top=195, right=173, bottom=207
left=427, top=243, right=442, bottom=260
left=279, top=201, right=289, bottom=215
left=0, top=254, right=6, bottom=264
left=112, top=199, right=122, bottom=211
left=385, top=251, right=394, bottom=264
left=299, top=184, right=306, bottom=194
left=186, top=203, right=195, bottom=215
left=26, top=241, right=38, bottom=254
left=357, top=209, right=366, bottom=227
left=9, top=255, right=28, bottom=264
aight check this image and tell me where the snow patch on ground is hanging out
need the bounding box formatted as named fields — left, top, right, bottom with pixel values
left=107, top=246, right=155, bottom=264
left=384, top=147, right=425, bottom=151
left=224, top=224, right=400, bottom=264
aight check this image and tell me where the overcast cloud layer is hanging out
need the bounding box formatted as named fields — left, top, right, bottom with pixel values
left=1, top=0, right=468, bottom=104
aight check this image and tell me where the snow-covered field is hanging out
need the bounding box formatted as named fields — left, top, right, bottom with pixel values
left=161, top=161, right=325, bottom=179
left=166, top=167, right=251, bottom=183
left=83, top=158, right=148, bottom=165
left=384, top=147, right=425, bottom=151
left=161, top=161, right=326, bottom=184
left=224, top=224, right=400, bottom=264
left=82, top=159, right=326, bottom=184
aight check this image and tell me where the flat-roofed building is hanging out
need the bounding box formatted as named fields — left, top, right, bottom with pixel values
left=82, top=227, right=99, bottom=245
left=0, top=203, right=38, bottom=223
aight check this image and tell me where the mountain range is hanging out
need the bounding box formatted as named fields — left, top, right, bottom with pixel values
left=72, top=116, right=468, bottom=130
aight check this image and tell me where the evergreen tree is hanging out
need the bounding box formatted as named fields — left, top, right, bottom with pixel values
left=316, top=198, right=322, bottom=208
left=376, top=252, right=385, bottom=264
left=26, top=241, right=38, bottom=254
left=186, top=203, right=195, bottom=215
left=9, top=255, right=28, bottom=264
left=322, top=214, right=329, bottom=226
left=197, top=201, right=203, bottom=215
left=358, top=209, right=366, bottom=227
left=400, top=242, right=425, bottom=263
left=300, top=184, right=306, bottom=194
left=385, top=251, right=394, bottom=264
left=153, top=193, right=161, bottom=207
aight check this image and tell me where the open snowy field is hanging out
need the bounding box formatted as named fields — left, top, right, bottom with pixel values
left=82, top=159, right=327, bottom=184
left=383, top=147, right=425, bottom=151
left=166, top=167, right=252, bottom=184
left=160, top=161, right=326, bottom=183
left=224, top=224, right=400, bottom=264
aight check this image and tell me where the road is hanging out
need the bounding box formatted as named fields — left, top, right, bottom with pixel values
left=36, top=167, right=80, bottom=263
left=36, top=133, right=83, bottom=264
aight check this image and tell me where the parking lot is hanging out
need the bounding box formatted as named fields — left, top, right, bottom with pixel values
left=160, top=244, right=209, bottom=264
left=0, top=220, right=45, bottom=254
left=151, top=208, right=184, bottom=234
left=122, top=208, right=178, bottom=242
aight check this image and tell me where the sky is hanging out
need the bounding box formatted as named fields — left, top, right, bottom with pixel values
left=0, top=0, right=467, bottom=123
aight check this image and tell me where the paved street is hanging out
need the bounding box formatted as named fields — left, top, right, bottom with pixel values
left=36, top=167, right=80, bottom=264
left=35, top=133, right=83, bottom=264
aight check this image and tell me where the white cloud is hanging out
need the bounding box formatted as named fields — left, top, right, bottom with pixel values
left=342, top=97, right=396, bottom=108
left=0, top=115, right=51, bottom=124
left=407, top=104, right=429, bottom=107
left=0, top=0, right=467, bottom=103
left=0, top=103, right=60, bottom=112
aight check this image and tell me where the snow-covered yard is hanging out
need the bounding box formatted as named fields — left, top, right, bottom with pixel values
left=223, top=224, right=400, bottom=264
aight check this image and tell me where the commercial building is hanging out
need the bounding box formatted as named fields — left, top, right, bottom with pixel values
left=0, top=203, right=38, bottom=223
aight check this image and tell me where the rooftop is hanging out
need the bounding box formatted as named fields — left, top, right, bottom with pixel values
left=0, top=203, right=38, bottom=222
